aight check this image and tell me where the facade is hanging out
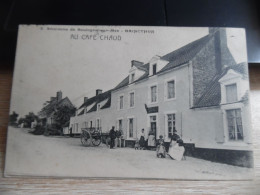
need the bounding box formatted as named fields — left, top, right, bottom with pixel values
left=69, top=28, right=253, bottom=167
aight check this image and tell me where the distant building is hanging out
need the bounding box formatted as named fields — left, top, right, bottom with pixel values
left=69, top=28, right=252, bottom=167
left=38, top=91, right=74, bottom=126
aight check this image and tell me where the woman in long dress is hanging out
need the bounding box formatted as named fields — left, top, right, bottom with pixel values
left=168, top=131, right=185, bottom=161
left=139, top=128, right=145, bottom=149
left=148, top=130, right=155, bottom=149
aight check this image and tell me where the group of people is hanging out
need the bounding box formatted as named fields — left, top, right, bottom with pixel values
left=156, top=130, right=185, bottom=161
left=136, top=128, right=185, bottom=161
left=108, top=126, right=122, bottom=149
left=109, top=126, right=185, bottom=161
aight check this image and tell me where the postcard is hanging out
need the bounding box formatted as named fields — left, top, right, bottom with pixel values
left=5, top=25, right=254, bottom=180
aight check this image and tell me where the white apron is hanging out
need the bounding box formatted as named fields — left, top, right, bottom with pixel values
left=148, top=135, right=155, bottom=146
left=168, top=140, right=185, bottom=161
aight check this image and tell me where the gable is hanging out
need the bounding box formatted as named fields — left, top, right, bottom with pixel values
left=219, top=69, right=243, bottom=83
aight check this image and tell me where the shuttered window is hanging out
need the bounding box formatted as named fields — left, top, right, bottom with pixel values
left=118, top=119, right=122, bottom=131
left=119, top=96, right=124, bottom=109
left=129, top=118, right=133, bottom=138
left=130, top=92, right=134, bottom=107
left=226, top=84, right=237, bottom=103
left=151, top=86, right=157, bottom=102
left=167, top=114, right=176, bottom=138
left=75, top=123, right=78, bottom=133
left=167, top=80, right=175, bottom=99
left=96, top=119, right=100, bottom=130
left=130, top=73, right=135, bottom=83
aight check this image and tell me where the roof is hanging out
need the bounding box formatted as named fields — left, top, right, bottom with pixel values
left=113, top=34, right=214, bottom=89
left=79, top=90, right=112, bottom=109
left=101, top=97, right=111, bottom=109
left=77, top=109, right=85, bottom=116
left=193, top=62, right=248, bottom=108
left=78, top=29, right=247, bottom=111
left=38, top=97, right=74, bottom=117
left=158, top=34, right=213, bottom=73
left=113, top=76, right=130, bottom=91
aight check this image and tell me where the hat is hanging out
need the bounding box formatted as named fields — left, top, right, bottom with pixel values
left=159, top=135, right=163, bottom=138
left=173, top=129, right=177, bottom=133
left=177, top=139, right=184, bottom=146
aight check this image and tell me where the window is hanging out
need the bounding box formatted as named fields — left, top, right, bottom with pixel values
left=226, top=84, right=237, bottom=103
left=226, top=109, right=243, bottom=140
left=167, top=80, right=175, bottom=99
left=153, top=64, right=157, bottom=75
left=129, top=118, right=134, bottom=138
left=119, top=95, right=124, bottom=109
left=130, top=92, right=135, bottom=107
left=130, top=73, right=135, bottom=83
left=90, top=121, right=93, bottom=128
left=96, top=119, right=100, bottom=130
left=167, top=114, right=176, bottom=138
left=118, top=119, right=123, bottom=131
left=151, top=85, right=157, bottom=103
left=75, top=123, right=78, bottom=133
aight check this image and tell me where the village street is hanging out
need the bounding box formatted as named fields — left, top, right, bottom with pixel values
left=5, top=127, right=254, bottom=180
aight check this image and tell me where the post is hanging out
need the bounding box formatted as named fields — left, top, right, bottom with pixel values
left=180, top=112, right=182, bottom=138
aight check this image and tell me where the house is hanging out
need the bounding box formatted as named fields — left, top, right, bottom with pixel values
left=69, top=28, right=253, bottom=167
left=38, top=91, right=74, bottom=127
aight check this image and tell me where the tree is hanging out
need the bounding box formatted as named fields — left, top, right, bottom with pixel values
left=18, top=112, right=39, bottom=128
left=9, top=111, right=19, bottom=126
left=53, top=105, right=76, bottom=129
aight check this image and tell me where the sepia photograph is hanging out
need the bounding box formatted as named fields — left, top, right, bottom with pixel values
left=5, top=25, right=254, bottom=180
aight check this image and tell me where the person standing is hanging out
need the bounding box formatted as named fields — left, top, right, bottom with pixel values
left=139, top=128, right=145, bottom=149
left=115, top=129, right=122, bottom=148
left=109, top=126, right=116, bottom=149
left=148, top=129, right=156, bottom=149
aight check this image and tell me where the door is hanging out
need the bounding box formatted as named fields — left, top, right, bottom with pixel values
left=150, top=115, right=157, bottom=139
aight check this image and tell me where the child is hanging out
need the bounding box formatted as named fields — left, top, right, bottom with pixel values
left=134, top=139, right=140, bottom=150
left=156, top=135, right=166, bottom=158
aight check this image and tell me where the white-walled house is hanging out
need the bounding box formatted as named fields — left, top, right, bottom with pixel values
left=69, top=28, right=253, bottom=167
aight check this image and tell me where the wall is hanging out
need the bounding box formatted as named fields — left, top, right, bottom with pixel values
left=69, top=56, right=252, bottom=152
left=111, top=65, right=192, bottom=142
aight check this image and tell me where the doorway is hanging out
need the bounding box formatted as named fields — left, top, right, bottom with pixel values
left=150, top=115, right=157, bottom=139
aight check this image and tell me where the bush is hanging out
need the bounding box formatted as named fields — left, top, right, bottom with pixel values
left=30, top=125, right=45, bottom=135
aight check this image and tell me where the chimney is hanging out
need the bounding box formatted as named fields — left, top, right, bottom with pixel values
left=209, top=27, right=228, bottom=73
left=57, top=91, right=62, bottom=101
left=131, top=60, right=135, bottom=67
left=96, top=89, right=102, bottom=96
left=84, top=97, right=88, bottom=103
left=131, top=60, right=143, bottom=67
left=209, top=27, right=218, bottom=34
left=50, top=97, right=56, bottom=102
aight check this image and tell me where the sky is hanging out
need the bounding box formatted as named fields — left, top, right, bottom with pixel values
left=9, top=25, right=247, bottom=118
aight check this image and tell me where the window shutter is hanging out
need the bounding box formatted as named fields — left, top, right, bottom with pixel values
left=117, top=96, right=120, bottom=110
left=148, top=87, right=151, bottom=103
left=215, top=112, right=225, bottom=143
